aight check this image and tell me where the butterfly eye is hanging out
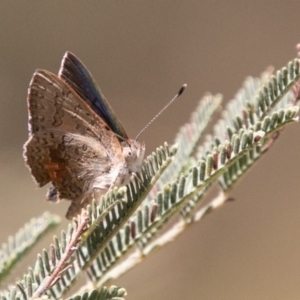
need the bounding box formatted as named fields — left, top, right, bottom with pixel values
left=128, top=152, right=132, bottom=156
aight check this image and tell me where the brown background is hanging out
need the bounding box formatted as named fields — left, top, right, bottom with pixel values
left=0, top=1, right=300, bottom=299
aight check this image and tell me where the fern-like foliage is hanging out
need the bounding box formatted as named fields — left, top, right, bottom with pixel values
left=82, top=57, right=300, bottom=289
left=0, top=212, right=60, bottom=282
left=0, top=55, right=300, bottom=300
left=68, top=286, right=127, bottom=300
left=0, top=143, right=175, bottom=300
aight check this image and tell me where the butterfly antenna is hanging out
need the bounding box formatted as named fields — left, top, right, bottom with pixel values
left=135, top=84, right=187, bottom=140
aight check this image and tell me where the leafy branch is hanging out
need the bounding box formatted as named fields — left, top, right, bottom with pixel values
left=1, top=51, right=300, bottom=300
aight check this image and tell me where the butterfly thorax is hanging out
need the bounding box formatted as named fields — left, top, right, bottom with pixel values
left=91, top=139, right=144, bottom=192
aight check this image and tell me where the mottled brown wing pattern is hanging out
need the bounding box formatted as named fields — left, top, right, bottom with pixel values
left=24, top=53, right=146, bottom=219
left=24, top=69, right=125, bottom=218
left=27, top=70, right=108, bottom=137
left=27, top=130, right=117, bottom=218
left=26, top=131, right=112, bottom=193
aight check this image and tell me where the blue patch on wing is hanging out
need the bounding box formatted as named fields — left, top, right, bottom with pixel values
left=59, top=51, right=128, bottom=140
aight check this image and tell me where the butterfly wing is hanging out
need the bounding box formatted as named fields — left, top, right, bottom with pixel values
left=24, top=69, right=125, bottom=218
left=58, top=51, right=129, bottom=140
left=25, top=130, right=112, bottom=194
left=26, top=130, right=116, bottom=219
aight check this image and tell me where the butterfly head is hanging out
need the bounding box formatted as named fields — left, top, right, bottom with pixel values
left=121, top=139, right=145, bottom=175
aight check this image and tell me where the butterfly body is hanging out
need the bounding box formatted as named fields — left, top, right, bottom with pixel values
left=24, top=52, right=145, bottom=219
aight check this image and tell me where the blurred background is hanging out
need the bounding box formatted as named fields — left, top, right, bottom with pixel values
left=0, top=1, right=300, bottom=299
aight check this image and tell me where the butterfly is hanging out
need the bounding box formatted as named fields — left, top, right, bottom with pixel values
left=23, top=52, right=145, bottom=219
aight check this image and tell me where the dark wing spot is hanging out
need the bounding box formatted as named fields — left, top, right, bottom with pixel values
left=74, top=147, right=80, bottom=155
